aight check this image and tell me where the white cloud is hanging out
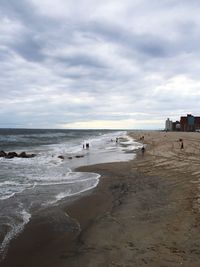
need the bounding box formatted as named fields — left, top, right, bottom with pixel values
left=0, top=17, right=25, bottom=44
left=155, top=75, right=200, bottom=94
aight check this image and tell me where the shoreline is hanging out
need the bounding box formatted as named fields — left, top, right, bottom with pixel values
left=1, top=131, right=200, bottom=266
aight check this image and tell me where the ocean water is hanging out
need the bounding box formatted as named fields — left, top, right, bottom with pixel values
left=0, top=129, right=142, bottom=257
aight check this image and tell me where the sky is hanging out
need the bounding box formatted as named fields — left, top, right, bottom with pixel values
left=1, top=0, right=200, bottom=129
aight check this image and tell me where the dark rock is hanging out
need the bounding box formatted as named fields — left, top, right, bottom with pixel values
left=27, top=154, right=36, bottom=158
left=58, top=155, right=64, bottom=160
left=2, top=151, right=35, bottom=159
left=18, top=152, right=36, bottom=158
left=75, top=155, right=84, bottom=158
left=0, top=151, right=7, bottom=157
left=68, top=157, right=73, bottom=160
left=5, top=152, right=18, bottom=159
left=19, top=152, right=27, bottom=158
left=30, top=154, right=36, bottom=158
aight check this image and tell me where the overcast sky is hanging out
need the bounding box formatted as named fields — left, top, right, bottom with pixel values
left=0, top=0, right=200, bottom=129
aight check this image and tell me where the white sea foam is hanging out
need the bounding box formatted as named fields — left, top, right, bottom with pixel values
left=44, top=174, right=100, bottom=205
left=55, top=177, right=99, bottom=200
left=0, top=181, right=19, bottom=187
left=31, top=172, right=99, bottom=186
left=0, top=209, right=31, bottom=259
left=119, top=134, right=143, bottom=151
left=0, top=182, right=34, bottom=201
left=0, top=153, right=62, bottom=167
left=0, top=192, right=16, bottom=201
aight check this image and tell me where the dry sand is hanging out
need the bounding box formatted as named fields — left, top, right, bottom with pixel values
left=1, top=131, right=200, bottom=267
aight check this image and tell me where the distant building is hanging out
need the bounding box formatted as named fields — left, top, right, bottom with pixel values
left=166, top=114, right=200, bottom=132
left=180, top=116, right=188, bottom=131
left=172, top=121, right=181, bottom=131
left=180, top=114, right=200, bottom=132
left=194, top=117, right=200, bottom=131
left=165, top=118, right=173, bottom=131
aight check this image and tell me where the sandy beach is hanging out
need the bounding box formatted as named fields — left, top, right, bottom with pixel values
left=2, top=131, right=200, bottom=267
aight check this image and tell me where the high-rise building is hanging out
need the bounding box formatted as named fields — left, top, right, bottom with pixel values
left=180, top=114, right=200, bottom=131
left=165, top=118, right=173, bottom=131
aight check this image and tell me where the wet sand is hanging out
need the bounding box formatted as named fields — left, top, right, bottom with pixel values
left=1, top=131, right=200, bottom=267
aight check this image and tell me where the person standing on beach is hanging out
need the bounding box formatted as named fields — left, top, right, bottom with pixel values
left=141, top=146, right=145, bottom=154
left=181, top=141, right=184, bottom=149
left=86, top=143, right=90, bottom=149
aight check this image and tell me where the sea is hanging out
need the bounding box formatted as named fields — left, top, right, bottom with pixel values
left=0, top=129, right=142, bottom=257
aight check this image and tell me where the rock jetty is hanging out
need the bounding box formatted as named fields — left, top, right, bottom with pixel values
left=0, top=151, right=36, bottom=159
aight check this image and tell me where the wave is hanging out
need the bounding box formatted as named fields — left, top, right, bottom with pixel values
left=0, top=181, right=35, bottom=201
left=0, top=209, right=31, bottom=260
left=0, top=172, right=99, bottom=201
left=44, top=175, right=100, bottom=205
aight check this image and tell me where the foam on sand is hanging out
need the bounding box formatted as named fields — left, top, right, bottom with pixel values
left=0, top=209, right=31, bottom=260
